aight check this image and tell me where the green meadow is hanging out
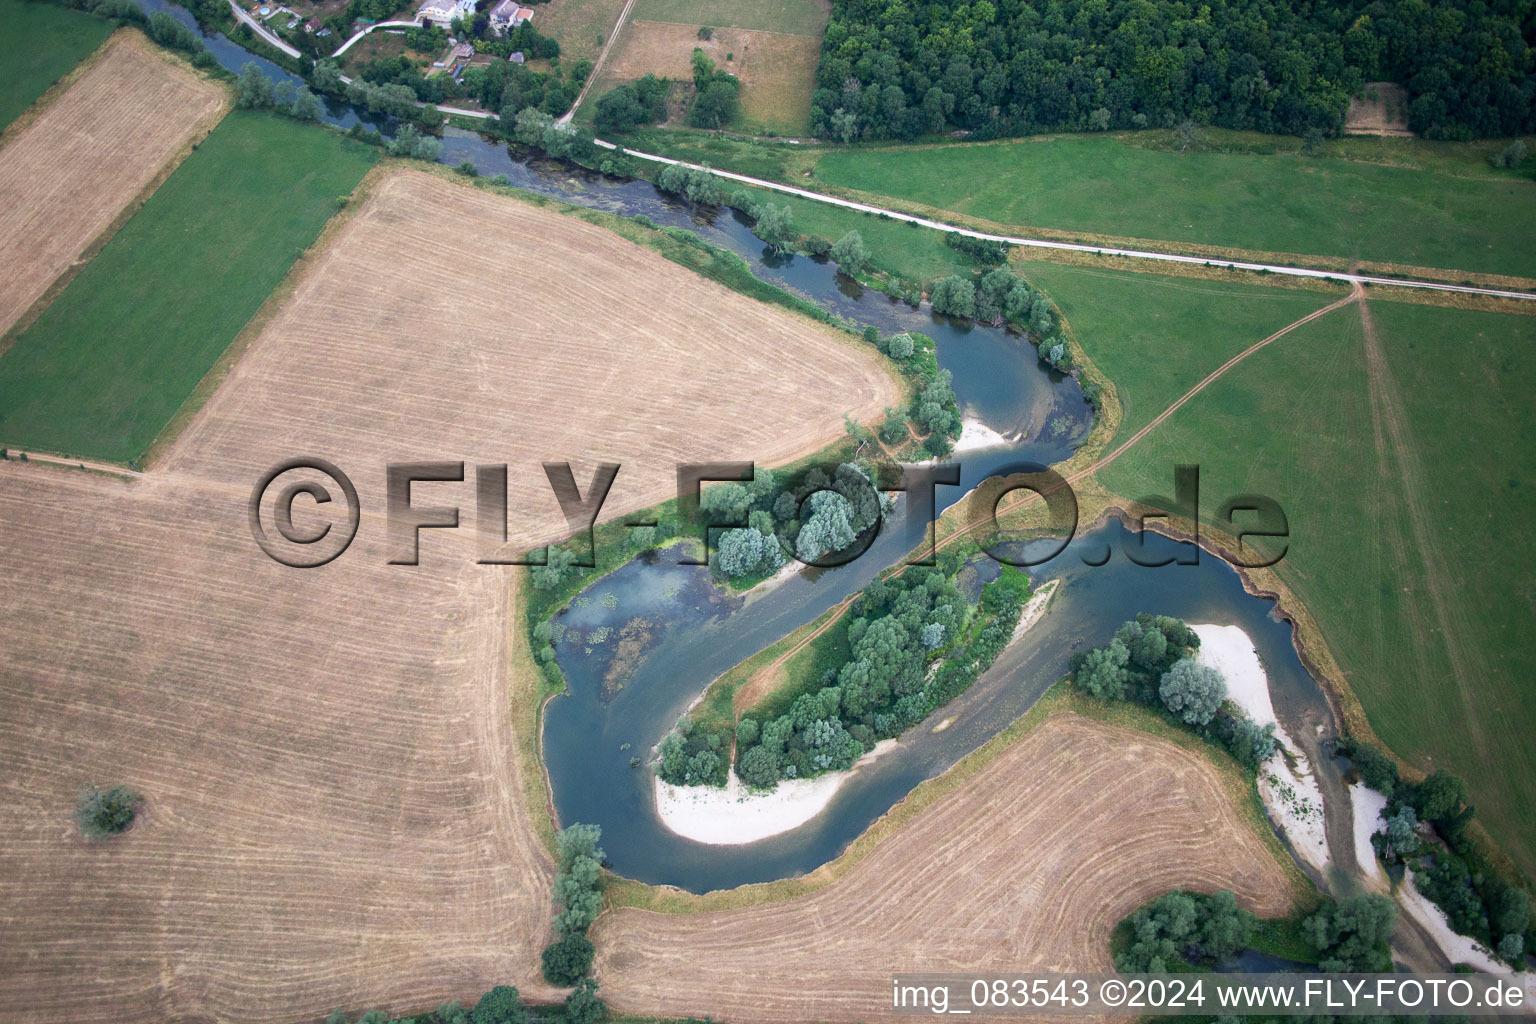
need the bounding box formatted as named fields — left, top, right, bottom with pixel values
left=1044, top=263, right=1536, bottom=878
left=0, top=0, right=115, bottom=130
left=0, top=111, right=378, bottom=463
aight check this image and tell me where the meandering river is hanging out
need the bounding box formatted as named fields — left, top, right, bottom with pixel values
left=115, top=3, right=1368, bottom=909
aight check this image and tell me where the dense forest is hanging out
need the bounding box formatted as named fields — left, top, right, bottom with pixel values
left=811, top=0, right=1536, bottom=141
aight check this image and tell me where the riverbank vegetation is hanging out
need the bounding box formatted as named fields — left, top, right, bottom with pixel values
left=1342, top=736, right=1533, bottom=966
left=810, top=0, right=1534, bottom=142
left=648, top=163, right=1094, bottom=402
left=0, top=0, right=115, bottom=130
left=1116, top=889, right=1397, bottom=975
left=0, top=110, right=377, bottom=463
left=659, top=552, right=1032, bottom=790
left=1070, top=614, right=1278, bottom=772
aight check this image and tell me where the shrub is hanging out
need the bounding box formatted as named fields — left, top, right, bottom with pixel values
left=541, top=934, right=594, bottom=986
left=74, top=784, right=142, bottom=839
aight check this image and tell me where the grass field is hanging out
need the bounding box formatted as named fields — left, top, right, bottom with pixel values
left=1050, top=266, right=1536, bottom=878
left=0, top=33, right=226, bottom=337
left=0, top=0, right=114, bottom=131
left=631, top=0, right=828, bottom=35
left=1021, top=264, right=1342, bottom=445
left=0, top=111, right=378, bottom=463
left=593, top=713, right=1294, bottom=1021
left=813, top=135, right=1536, bottom=279
left=598, top=22, right=820, bottom=135
left=531, top=0, right=629, bottom=63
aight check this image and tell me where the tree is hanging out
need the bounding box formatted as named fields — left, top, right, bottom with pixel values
left=830, top=230, right=868, bottom=275
left=529, top=545, right=577, bottom=589
left=513, top=106, right=554, bottom=145
left=1303, top=894, right=1396, bottom=972
left=795, top=490, right=857, bottom=562
left=556, top=822, right=604, bottom=871
left=1373, top=805, right=1418, bottom=862
left=1074, top=639, right=1129, bottom=701
left=754, top=204, right=793, bottom=254
left=289, top=85, right=324, bottom=121
left=1159, top=659, right=1226, bottom=725
left=887, top=333, right=914, bottom=359
left=594, top=84, right=645, bottom=131
left=1349, top=742, right=1399, bottom=797
left=689, top=78, right=739, bottom=129
left=738, top=744, right=781, bottom=787
left=74, top=784, right=142, bottom=839
left=235, top=62, right=277, bottom=109
left=470, top=985, right=528, bottom=1024
left=929, top=275, right=976, bottom=318
left=717, top=527, right=767, bottom=577
left=1415, top=768, right=1469, bottom=823
left=920, top=622, right=945, bottom=650
left=541, top=933, right=595, bottom=985
left=564, top=978, right=605, bottom=1024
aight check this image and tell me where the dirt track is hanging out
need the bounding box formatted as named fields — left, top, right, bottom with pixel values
left=0, top=32, right=225, bottom=336
left=592, top=714, right=1295, bottom=1023
left=0, top=169, right=894, bottom=1022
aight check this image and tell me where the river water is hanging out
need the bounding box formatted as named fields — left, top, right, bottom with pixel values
left=121, top=4, right=1362, bottom=907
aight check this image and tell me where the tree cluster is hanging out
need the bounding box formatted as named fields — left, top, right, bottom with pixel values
left=1070, top=614, right=1278, bottom=770
left=541, top=824, right=603, bottom=986
left=235, top=63, right=325, bottom=121
left=687, top=48, right=740, bottom=129
left=1117, top=890, right=1256, bottom=972
left=1303, top=894, right=1398, bottom=972
left=594, top=75, right=669, bottom=131
left=729, top=561, right=1031, bottom=789
left=809, top=0, right=1535, bottom=143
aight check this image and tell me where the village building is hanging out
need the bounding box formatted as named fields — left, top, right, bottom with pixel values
left=416, top=0, right=475, bottom=27
left=488, top=0, right=533, bottom=34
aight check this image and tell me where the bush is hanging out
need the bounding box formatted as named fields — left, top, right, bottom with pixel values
left=541, top=934, right=594, bottom=986
left=74, top=784, right=142, bottom=839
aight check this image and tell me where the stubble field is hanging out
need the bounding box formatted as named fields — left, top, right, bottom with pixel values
left=0, top=167, right=897, bottom=1022
left=593, top=714, right=1295, bottom=1022
left=0, top=32, right=225, bottom=336
left=165, top=168, right=897, bottom=547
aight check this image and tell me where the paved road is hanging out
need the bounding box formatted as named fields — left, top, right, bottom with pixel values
left=226, top=0, right=302, bottom=58
left=331, top=19, right=422, bottom=57
left=592, top=140, right=1536, bottom=302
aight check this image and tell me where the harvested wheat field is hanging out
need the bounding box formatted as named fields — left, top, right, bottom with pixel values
left=164, top=168, right=897, bottom=549
left=0, top=169, right=895, bottom=1022
left=593, top=714, right=1295, bottom=1023
left=0, top=465, right=558, bottom=1023
left=0, top=31, right=225, bottom=335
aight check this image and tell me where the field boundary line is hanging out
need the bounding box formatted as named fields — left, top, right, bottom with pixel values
left=0, top=31, right=230, bottom=350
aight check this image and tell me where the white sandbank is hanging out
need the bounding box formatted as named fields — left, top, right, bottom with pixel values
left=1191, top=623, right=1330, bottom=874
left=655, top=740, right=897, bottom=845
left=1011, top=578, right=1060, bottom=642
left=952, top=418, right=1011, bottom=453
left=1400, top=868, right=1536, bottom=998
left=1350, top=782, right=1389, bottom=887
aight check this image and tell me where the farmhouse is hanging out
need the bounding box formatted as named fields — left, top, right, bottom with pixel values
left=488, top=0, right=533, bottom=32
left=416, top=0, right=474, bottom=26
